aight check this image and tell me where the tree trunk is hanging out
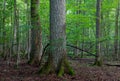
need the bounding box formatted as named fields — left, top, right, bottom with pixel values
left=28, top=0, right=43, bottom=65
left=114, top=1, right=119, bottom=60
left=13, top=0, right=17, bottom=55
left=13, top=0, right=20, bottom=66
left=25, top=0, right=31, bottom=61
left=39, top=0, right=74, bottom=77
left=16, top=9, right=20, bottom=66
left=94, top=0, right=102, bottom=66
left=2, top=0, right=6, bottom=59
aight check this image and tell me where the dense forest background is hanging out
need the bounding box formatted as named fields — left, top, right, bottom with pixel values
left=0, top=0, right=120, bottom=80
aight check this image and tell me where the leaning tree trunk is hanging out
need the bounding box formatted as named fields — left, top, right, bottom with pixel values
left=94, top=0, right=102, bottom=66
left=39, top=0, right=74, bottom=77
left=28, top=0, right=43, bottom=65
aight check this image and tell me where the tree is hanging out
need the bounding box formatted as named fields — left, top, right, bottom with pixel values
left=39, top=0, right=74, bottom=77
left=114, top=0, right=119, bottom=60
left=28, top=0, right=43, bottom=65
left=94, top=0, right=102, bottom=66
left=2, top=0, right=6, bottom=59
left=13, top=0, right=20, bottom=65
left=25, top=0, right=31, bottom=61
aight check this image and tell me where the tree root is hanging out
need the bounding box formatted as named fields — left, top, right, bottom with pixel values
left=39, top=57, right=75, bottom=77
left=93, top=58, right=103, bottom=66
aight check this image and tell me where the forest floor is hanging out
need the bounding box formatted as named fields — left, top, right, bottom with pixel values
left=0, top=58, right=120, bottom=81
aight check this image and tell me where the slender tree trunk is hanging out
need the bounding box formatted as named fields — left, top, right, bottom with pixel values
left=2, top=0, right=7, bottom=59
left=8, top=0, right=14, bottom=65
left=39, top=0, right=74, bottom=77
left=16, top=9, right=20, bottom=66
left=114, top=1, right=119, bottom=60
left=0, top=15, right=1, bottom=53
left=13, top=0, right=20, bottom=66
left=26, top=1, right=31, bottom=60
left=13, top=0, right=17, bottom=54
left=29, top=0, right=43, bottom=65
left=94, top=0, right=102, bottom=66
left=118, top=13, right=120, bottom=57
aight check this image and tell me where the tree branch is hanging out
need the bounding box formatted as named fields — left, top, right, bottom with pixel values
left=67, top=44, right=96, bottom=56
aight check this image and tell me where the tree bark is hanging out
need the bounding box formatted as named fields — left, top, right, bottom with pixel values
left=28, top=0, right=43, bottom=65
left=25, top=0, right=31, bottom=61
left=13, top=0, right=20, bottom=66
left=94, top=0, right=102, bottom=66
left=39, top=0, right=74, bottom=76
left=2, top=0, right=6, bottom=59
left=13, top=0, right=18, bottom=54
left=114, top=1, right=119, bottom=60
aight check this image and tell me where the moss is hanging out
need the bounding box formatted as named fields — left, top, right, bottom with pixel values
left=28, top=56, right=36, bottom=65
left=93, top=58, right=103, bottom=66
left=28, top=57, right=40, bottom=66
left=39, top=62, right=52, bottom=75
left=57, top=58, right=75, bottom=77
left=57, top=64, right=64, bottom=77
left=28, top=59, right=32, bottom=64
left=39, top=56, right=75, bottom=76
left=67, top=67, right=75, bottom=75
left=64, top=58, right=75, bottom=75
left=39, top=55, right=54, bottom=75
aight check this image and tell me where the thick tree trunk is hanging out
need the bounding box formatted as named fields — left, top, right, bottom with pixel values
left=28, top=0, right=43, bottom=65
left=39, top=0, right=74, bottom=76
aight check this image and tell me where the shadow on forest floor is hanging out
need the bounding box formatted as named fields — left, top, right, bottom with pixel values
left=0, top=58, right=120, bottom=81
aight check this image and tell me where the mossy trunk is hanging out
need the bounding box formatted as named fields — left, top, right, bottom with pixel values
left=57, top=57, right=75, bottom=77
left=39, top=56, right=74, bottom=77
left=28, top=56, right=40, bottom=65
left=94, top=57, right=103, bottom=66
left=39, top=0, right=75, bottom=77
left=28, top=0, right=42, bottom=65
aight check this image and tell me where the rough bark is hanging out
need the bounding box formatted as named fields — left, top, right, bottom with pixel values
left=13, top=0, right=20, bottom=66
left=26, top=1, right=31, bottom=61
left=39, top=0, right=74, bottom=76
left=28, top=0, right=43, bottom=65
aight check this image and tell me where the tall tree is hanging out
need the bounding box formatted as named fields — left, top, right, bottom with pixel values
left=28, top=0, right=43, bottom=65
left=13, top=0, right=17, bottom=53
left=39, top=0, right=74, bottom=76
left=114, top=0, right=119, bottom=60
left=13, top=0, right=20, bottom=65
left=2, top=0, right=6, bottom=58
left=94, top=0, right=102, bottom=66
left=24, top=0, right=31, bottom=60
